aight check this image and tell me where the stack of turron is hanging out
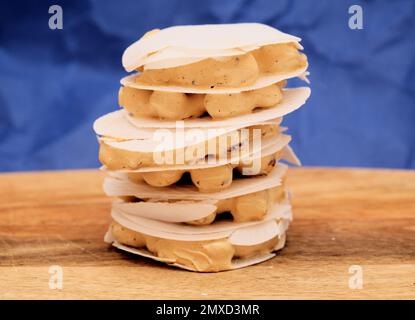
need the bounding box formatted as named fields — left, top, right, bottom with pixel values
left=94, top=23, right=310, bottom=272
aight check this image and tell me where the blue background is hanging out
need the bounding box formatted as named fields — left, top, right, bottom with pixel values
left=0, top=0, right=414, bottom=172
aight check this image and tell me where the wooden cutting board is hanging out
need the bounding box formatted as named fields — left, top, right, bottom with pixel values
left=0, top=168, right=414, bottom=299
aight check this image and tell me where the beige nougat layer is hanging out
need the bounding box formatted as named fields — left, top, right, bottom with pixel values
left=99, top=124, right=280, bottom=170
left=136, top=42, right=307, bottom=89
left=120, top=180, right=286, bottom=225
left=127, top=150, right=282, bottom=193
left=111, top=220, right=286, bottom=272
left=119, top=82, right=285, bottom=120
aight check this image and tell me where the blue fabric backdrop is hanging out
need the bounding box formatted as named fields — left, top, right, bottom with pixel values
left=0, top=0, right=414, bottom=171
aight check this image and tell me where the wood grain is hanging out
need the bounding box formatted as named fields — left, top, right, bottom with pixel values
left=0, top=168, right=414, bottom=299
